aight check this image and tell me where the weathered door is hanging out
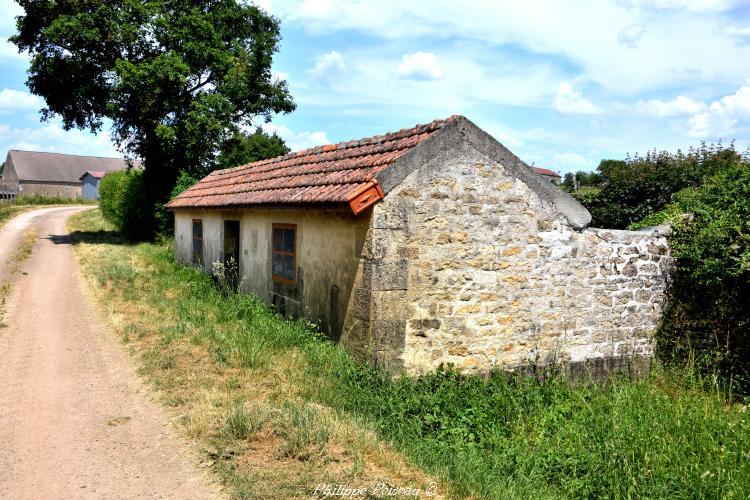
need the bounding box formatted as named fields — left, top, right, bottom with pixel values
left=223, top=220, right=240, bottom=290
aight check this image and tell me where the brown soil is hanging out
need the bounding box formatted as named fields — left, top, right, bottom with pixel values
left=0, top=207, right=222, bottom=499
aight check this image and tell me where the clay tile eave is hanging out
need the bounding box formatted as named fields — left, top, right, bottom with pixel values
left=168, top=115, right=463, bottom=210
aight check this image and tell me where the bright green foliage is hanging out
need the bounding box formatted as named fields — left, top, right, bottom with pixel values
left=99, top=170, right=151, bottom=241
left=216, top=128, right=290, bottom=170
left=11, top=0, right=295, bottom=222
left=561, top=170, right=603, bottom=192
left=627, top=187, right=699, bottom=230
left=579, top=146, right=734, bottom=228
left=649, top=161, right=750, bottom=390
left=169, top=170, right=201, bottom=200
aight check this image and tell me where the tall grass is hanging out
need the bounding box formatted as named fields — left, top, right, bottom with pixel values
left=9, top=193, right=93, bottom=205
left=70, top=209, right=750, bottom=499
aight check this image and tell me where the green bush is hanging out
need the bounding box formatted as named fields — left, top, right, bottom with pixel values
left=580, top=144, right=735, bottom=229
left=99, top=170, right=153, bottom=241
left=655, top=161, right=750, bottom=390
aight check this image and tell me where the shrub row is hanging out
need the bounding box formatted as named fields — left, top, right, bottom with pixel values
left=99, top=169, right=153, bottom=241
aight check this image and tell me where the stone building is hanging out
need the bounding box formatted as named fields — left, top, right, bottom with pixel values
left=0, top=150, right=133, bottom=198
left=530, top=166, right=561, bottom=185
left=167, top=116, right=670, bottom=376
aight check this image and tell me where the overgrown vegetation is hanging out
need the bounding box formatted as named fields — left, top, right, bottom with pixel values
left=71, top=208, right=750, bottom=499
left=629, top=161, right=750, bottom=392
left=578, top=144, right=736, bottom=229
left=99, top=170, right=154, bottom=241
left=575, top=144, right=750, bottom=391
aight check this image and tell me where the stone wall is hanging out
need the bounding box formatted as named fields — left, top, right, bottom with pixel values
left=342, top=142, right=671, bottom=376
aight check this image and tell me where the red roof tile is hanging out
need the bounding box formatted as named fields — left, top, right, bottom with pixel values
left=166, top=116, right=461, bottom=210
left=531, top=166, right=560, bottom=178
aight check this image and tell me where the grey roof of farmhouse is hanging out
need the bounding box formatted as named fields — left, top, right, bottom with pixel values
left=6, top=150, right=139, bottom=183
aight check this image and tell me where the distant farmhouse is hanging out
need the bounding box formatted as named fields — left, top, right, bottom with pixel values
left=530, top=166, right=561, bottom=185
left=168, top=116, right=670, bottom=376
left=0, top=150, right=135, bottom=199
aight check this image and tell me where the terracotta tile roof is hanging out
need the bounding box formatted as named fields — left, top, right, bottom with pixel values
left=531, top=166, right=560, bottom=178
left=166, top=116, right=462, bottom=210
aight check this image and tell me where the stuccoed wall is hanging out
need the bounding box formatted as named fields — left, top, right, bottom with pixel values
left=343, top=144, right=671, bottom=376
left=173, top=207, right=368, bottom=339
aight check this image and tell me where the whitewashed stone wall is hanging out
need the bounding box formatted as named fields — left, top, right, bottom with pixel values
left=342, top=143, right=671, bottom=376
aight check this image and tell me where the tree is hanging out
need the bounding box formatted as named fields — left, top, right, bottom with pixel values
left=11, top=0, right=295, bottom=232
left=216, top=128, right=289, bottom=170
left=562, top=172, right=575, bottom=191
left=577, top=146, right=732, bottom=228
left=636, top=158, right=750, bottom=391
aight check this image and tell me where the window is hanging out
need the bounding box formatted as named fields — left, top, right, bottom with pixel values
left=272, top=223, right=296, bottom=285
left=192, top=219, right=203, bottom=265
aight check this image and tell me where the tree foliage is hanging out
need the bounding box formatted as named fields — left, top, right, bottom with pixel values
left=562, top=170, right=604, bottom=191
left=625, top=149, right=750, bottom=391
left=99, top=169, right=152, bottom=241
left=579, top=145, right=735, bottom=228
left=216, top=128, right=289, bottom=170
left=662, top=162, right=750, bottom=391
left=11, top=0, right=295, bottom=211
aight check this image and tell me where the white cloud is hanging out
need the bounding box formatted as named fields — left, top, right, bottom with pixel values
left=271, top=70, right=290, bottom=83
left=618, top=24, right=646, bottom=48
left=554, top=83, right=600, bottom=115
left=552, top=152, right=596, bottom=170
left=688, top=80, right=750, bottom=137
left=0, top=89, right=41, bottom=114
left=637, top=95, right=705, bottom=117
left=269, top=0, right=750, bottom=94
left=261, top=122, right=329, bottom=151
left=306, top=50, right=346, bottom=84
left=727, top=25, right=750, bottom=37
left=396, top=52, right=444, bottom=81
left=0, top=121, right=120, bottom=158
left=638, top=0, right=736, bottom=11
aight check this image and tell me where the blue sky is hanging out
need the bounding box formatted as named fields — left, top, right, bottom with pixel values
left=2, top=0, right=750, bottom=173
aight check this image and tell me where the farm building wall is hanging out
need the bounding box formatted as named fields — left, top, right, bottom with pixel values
left=19, top=181, right=81, bottom=198
left=174, top=207, right=369, bottom=339
left=338, top=137, right=671, bottom=375
left=0, top=156, right=19, bottom=192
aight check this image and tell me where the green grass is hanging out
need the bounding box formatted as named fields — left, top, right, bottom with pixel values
left=0, top=194, right=94, bottom=230
left=69, top=208, right=750, bottom=499
left=10, top=193, right=94, bottom=205
left=0, top=205, right=31, bottom=229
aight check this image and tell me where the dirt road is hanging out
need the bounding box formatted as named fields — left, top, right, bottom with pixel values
left=0, top=207, right=221, bottom=499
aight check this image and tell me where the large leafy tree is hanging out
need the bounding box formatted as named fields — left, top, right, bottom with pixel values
left=11, top=0, right=295, bottom=205
left=216, top=128, right=289, bottom=170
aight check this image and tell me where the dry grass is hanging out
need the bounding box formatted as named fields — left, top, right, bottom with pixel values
left=1, top=228, right=38, bottom=327
left=69, top=209, right=440, bottom=499
left=13, top=228, right=38, bottom=262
